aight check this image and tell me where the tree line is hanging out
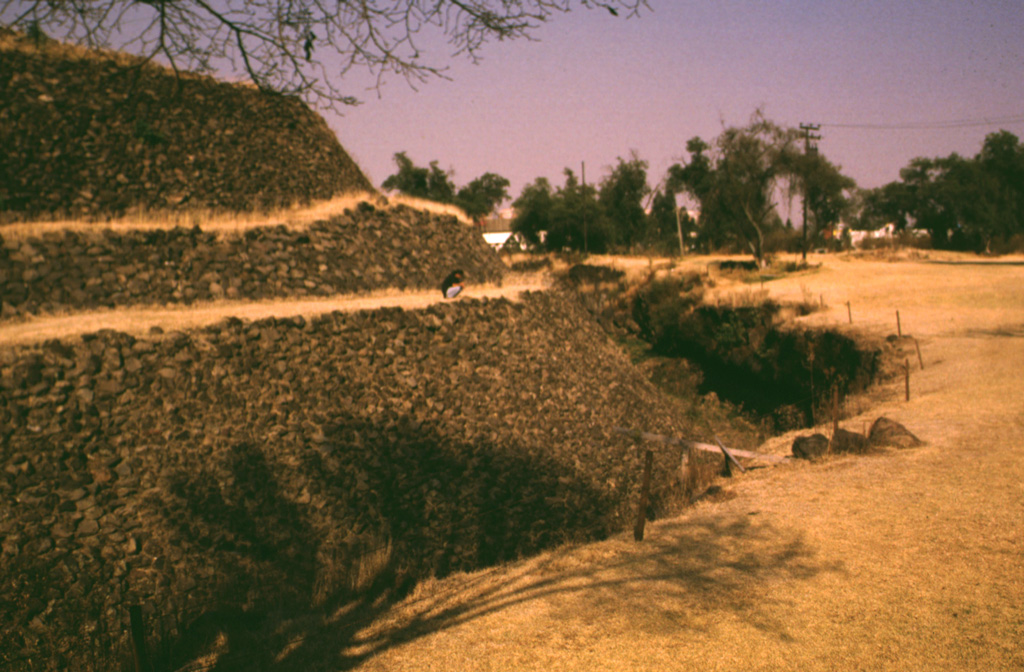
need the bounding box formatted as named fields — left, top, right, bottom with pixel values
left=383, top=114, right=1024, bottom=261
left=857, top=130, right=1024, bottom=253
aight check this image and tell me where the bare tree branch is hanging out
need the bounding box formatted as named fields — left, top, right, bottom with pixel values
left=2, top=0, right=649, bottom=110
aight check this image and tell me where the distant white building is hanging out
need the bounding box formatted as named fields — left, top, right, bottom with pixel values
left=847, top=222, right=896, bottom=247
left=482, top=231, right=528, bottom=251
left=483, top=231, right=514, bottom=249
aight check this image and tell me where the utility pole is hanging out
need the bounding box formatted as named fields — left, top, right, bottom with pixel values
left=581, top=161, right=589, bottom=254
left=675, top=205, right=685, bottom=257
left=799, top=123, right=821, bottom=263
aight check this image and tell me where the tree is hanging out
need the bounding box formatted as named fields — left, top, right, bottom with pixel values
left=548, top=168, right=609, bottom=252
left=647, top=187, right=685, bottom=252
left=512, top=169, right=608, bottom=252
left=455, top=172, right=510, bottom=221
left=866, top=131, right=1024, bottom=252
left=785, top=152, right=857, bottom=255
left=972, top=130, right=1024, bottom=249
left=2, top=1, right=649, bottom=108
left=856, top=181, right=914, bottom=232
left=667, top=136, right=718, bottom=252
left=669, top=115, right=800, bottom=267
left=512, top=177, right=554, bottom=248
left=382, top=152, right=509, bottom=220
left=598, top=153, right=650, bottom=248
left=381, top=152, right=457, bottom=203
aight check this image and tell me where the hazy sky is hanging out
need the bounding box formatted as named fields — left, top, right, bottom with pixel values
left=326, top=0, right=1024, bottom=212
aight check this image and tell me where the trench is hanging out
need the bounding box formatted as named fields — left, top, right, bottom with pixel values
left=648, top=302, right=878, bottom=431
left=567, top=265, right=881, bottom=433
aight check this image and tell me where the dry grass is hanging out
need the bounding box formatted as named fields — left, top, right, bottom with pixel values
left=1, top=26, right=161, bottom=68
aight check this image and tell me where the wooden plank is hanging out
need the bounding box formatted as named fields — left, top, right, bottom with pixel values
left=714, top=434, right=747, bottom=474
left=613, top=427, right=790, bottom=463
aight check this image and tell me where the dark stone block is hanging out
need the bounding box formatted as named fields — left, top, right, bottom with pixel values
left=792, top=433, right=830, bottom=459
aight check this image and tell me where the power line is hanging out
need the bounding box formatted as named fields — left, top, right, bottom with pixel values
left=820, top=113, right=1024, bottom=130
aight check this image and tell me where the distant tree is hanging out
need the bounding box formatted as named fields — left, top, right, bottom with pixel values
left=855, top=181, right=914, bottom=231
left=669, top=114, right=800, bottom=267
left=380, top=151, right=459, bottom=204
left=2, top=1, right=649, bottom=108
left=512, top=177, right=554, bottom=248
left=455, top=172, right=510, bottom=221
left=549, top=168, right=609, bottom=252
left=971, top=130, right=1024, bottom=249
left=783, top=151, right=857, bottom=256
left=382, top=151, right=432, bottom=199
left=425, top=162, right=457, bottom=204
left=512, top=169, right=608, bottom=252
left=647, top=187, right=682, bottom=250
left=866, top=131, right=1024, bottom=251
left=667, top=136, right=718, bottom=252
left=598, top=153, right=650, bottom=248
left=897, top=157, right=961, bottom=246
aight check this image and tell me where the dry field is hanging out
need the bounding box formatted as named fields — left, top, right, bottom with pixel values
left=305, top=250, right=1022, bottom=672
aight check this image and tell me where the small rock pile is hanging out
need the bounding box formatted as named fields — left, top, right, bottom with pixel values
left=792, top=417, right=924, bottom=459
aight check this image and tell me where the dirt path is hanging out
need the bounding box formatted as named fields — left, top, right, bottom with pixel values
left=303, top=253, right=1022, bottom=672
left=0, top=281, right=546, bottom=350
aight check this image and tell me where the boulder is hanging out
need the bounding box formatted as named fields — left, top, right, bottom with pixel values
left=869, top=417, right=924, bottom=448
left=830, top=427, right=870, bottom=454
left=792, top=433, right=830, bottom=460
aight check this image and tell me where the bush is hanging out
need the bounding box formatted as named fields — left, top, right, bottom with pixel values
left=989, top=234, right=1024, bottom=255
left=565, top=263, right=625, bottom=286
left=763, top=226, right=804, bottom=254
left=631, top=273, right=705, bottom=344
left=508, top=256, right=553, bottom=273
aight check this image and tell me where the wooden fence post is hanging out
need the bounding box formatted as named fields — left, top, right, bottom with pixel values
left=809, top=350, right=816, bottom=425
left=914, top=337, right=924, bottom=370
left=832, top=385, right=839, bottom=437
left=846, top=300, right=852, bottom=324
left=129, top=604, right=151, bottom=672
left=904, top=358, right=911, bottom=402
left=897, top=310, right=902, bottom=337
left=633, top=449, right=654, bottom=542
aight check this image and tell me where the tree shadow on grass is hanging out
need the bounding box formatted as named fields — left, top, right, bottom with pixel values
left=166, top=501, right=843, bottom=670
left=154, top=402, right=842, bottom=671
left=272, top=514, right=843, bottom=670
left=155, top=411, right=620, bottom=671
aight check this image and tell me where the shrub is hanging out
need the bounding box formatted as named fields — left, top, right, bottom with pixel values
left=989, top=234, right=1024, bottom=255
left=631, top=273, right=705, bottom=344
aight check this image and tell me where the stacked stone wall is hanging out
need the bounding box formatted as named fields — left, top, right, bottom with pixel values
left=0, top=31, right=373, bottom=219
left=0, top=205, right=505, bottom=318
left=0, top=291, right=696, bottom=670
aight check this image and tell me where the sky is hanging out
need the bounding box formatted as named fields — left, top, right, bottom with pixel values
left=322, top=0, right=1024, bottom=214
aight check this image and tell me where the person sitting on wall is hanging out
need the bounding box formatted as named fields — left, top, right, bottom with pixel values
left=441, top=269, right=464, bottom=299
